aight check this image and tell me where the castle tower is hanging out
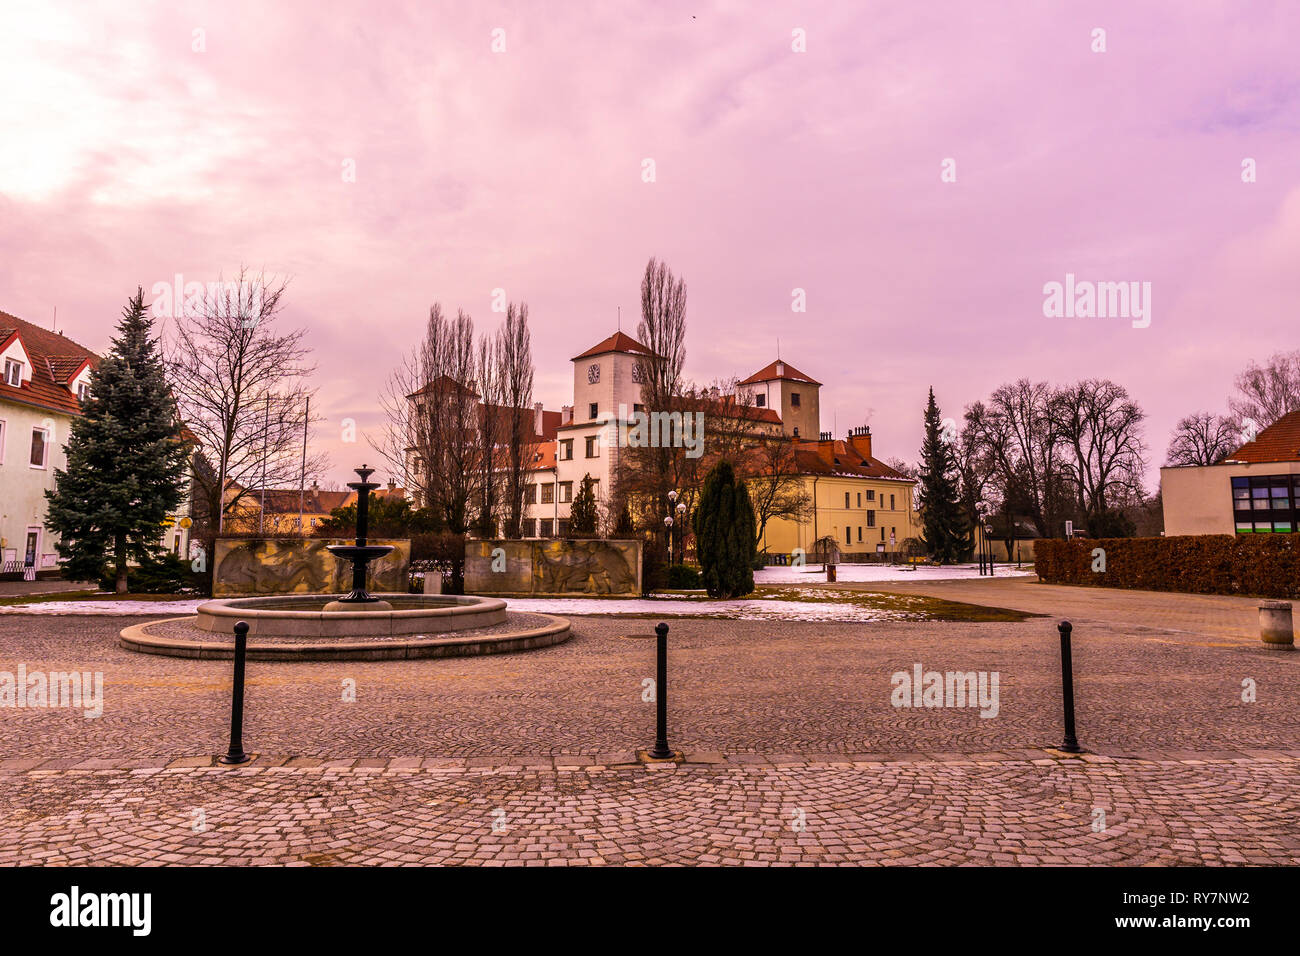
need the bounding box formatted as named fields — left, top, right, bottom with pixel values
left=737, top=359, right=822, bottom=439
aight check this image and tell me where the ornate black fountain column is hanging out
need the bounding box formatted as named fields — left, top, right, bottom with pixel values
left=327, top=465, right=395, bottom=604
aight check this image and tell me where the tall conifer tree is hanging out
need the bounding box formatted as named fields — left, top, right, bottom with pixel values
left=692, top=460, right=757, bottom=598
left=569, top=474, right=599, bottom=535
left=45, top=289, right=189, bottom=591
left=917, top=387, right=971, bottom=563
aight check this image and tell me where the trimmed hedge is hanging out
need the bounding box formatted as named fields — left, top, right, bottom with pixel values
left=1034, top=535, right=1300, bottom=599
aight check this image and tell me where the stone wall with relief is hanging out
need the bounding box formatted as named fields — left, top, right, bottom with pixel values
left=464, top=539, right=641, bottom=595
left=212, top=538, right=410, bottom=596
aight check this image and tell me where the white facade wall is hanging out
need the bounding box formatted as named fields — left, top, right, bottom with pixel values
left=0, top=402, right=71, bottom=569
left=558, top=349, right=643, bottom=529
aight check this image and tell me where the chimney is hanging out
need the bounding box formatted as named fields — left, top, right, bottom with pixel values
left=848, top=425, right=873, bottom=461
left=387, top=480, right=396, bottom=492
left=561, top=405, right=573, bottom=425
left=533, top=401, right=544, bottom=437
left=310, top=480, right=319, bottom=503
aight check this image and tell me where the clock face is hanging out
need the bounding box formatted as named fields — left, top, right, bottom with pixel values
left=631, top=363, right=644, bottom=384
left=587, top=363, right=600, bottom=384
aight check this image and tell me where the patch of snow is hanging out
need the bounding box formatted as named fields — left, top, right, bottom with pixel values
left=0, top=600, right=206, bottom=616
left=754, top=563, right=1034, bottom=585
left=503, top=595, right=913, bottom=622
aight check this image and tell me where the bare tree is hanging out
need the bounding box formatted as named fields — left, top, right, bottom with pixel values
left=686, top=379, right=810, bottom=546
left=636, top=257, right=687, bottom=407
left=166, top=268, right=326, bottom=554
left=473, top=331, right=505, bottom=537
left=963, top=381, right=1072, bottom=538
left=620, top=257, right=688, bottom=538
left=1230, top=349, right=1300, bottom=429
left=745, top=437, right=812, bottom=547
left=1166, top=411, right=1240, bottom=466
left=372, top=305, right=479, bottom=533
left=499, top=303, right=534, bottom=538
left=1051, top=379, right=1147, bottom=520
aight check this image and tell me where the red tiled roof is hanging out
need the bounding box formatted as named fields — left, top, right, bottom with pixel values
left=791, top=439, right=911, bottom=479
left=739, top=359, right=822, bottom=387
left=406, top=375, right=479, bottom=401
left=571, top=330, right=659, bottom=361
left=244, top=488, right=353, bottom=515
left=535, top=408, right=562, bottom=440
left=525, top=441, right=557, bottom=471
left=684, top=392, right=784, bottom=425
left=1227, top=410, right=1300, bottom=463
left=0, top=310, right=100, bottom=416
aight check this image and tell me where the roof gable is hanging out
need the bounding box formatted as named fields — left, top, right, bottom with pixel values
left=0, top=310, right=100, bottom=416
left=739, top=359, right=822, bottom=387
left=571, top=331, right=659, bottom=361
left=1227, top=410, right=1300, bottom=463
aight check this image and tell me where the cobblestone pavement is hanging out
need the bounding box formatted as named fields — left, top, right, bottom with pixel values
left=1, top=609, right=1294, bottom=759
left=2, top=752, right=1296, bottom=866
left=1, top=586, right=1297, bottom=865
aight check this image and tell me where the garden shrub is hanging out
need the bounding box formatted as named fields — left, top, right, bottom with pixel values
left=1033, top=534, right=1300, bottom=599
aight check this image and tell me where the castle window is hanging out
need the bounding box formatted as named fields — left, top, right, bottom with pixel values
left=790, top=392, right=801, bottom=407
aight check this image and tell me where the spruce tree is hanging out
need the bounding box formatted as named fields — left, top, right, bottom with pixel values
left=45, top=289, right=189, bottom=591
left=569, top=474, right=598, bottom=534
left=692, top=460, right=757, bottom=598
left=917, top=387, right=971, bottom=563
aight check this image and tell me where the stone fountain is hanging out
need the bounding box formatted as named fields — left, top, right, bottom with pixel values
left=122, top=463, right=573, bottom=659
left=323, top=465, right=395, bottom=612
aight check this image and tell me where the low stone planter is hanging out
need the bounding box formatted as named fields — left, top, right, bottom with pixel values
left=1258, top=600, right=1294, bottom=650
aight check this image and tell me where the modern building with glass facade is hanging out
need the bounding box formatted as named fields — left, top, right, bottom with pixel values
left=1161, top=410, right=1300, bottom=536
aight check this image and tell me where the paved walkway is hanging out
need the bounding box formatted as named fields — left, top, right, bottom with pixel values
left=858, top=576, right=1268, bottom=643
left=1, top=584, right=1296, bottom=866
left=0, top=579, right=86, bottom=598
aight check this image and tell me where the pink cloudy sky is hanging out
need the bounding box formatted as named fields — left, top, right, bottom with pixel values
left=2, top=0, right=1298, bottom=489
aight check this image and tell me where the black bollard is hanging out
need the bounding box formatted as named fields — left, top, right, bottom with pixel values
left=649, top=622, right=673, bottom=759
left=219, top=621, right=251, bottom=765
left=1057, top=620, right=1082, bottom=753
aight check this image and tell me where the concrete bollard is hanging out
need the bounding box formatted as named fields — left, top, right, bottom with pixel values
left=1258, top=601, right=1294, bottom=650
left=423, top=571, right=443, bottom=595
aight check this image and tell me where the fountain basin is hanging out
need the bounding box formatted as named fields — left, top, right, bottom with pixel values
left=195, top=593, right=507, bottom=638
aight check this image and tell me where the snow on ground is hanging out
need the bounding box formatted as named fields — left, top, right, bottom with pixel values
left=754, top=563, right=1033, bottom=584
left=0, top=600, right=206, bottom=616
left=502, top=595, right=914, bottom=622
left=0, top=564, right=1032, bottom=621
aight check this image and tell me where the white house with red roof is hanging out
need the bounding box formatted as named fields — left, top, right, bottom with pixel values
left=0, top=311, right=99, bottom=574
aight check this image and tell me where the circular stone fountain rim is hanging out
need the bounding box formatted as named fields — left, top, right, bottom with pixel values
left=120, top=612, right=571, bottom=661
left=201, top=593, right=506, bottom=616
left=194, top=592, right=510, bottom=637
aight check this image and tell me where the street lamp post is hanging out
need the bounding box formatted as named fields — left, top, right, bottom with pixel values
left=666, top=490, right=679, bottom=564
left=675, top=501, right=686, bottom=564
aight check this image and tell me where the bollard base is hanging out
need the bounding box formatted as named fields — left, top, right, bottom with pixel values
left=218, top=752, right=251, bottom=765
left=1043, top=746, right=1085, bottom=758
left=638, top=749, right=683, bottom=764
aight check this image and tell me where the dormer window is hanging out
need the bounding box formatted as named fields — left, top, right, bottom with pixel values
left=3, top=359, right=21, bottom=387
left=76, top=382, right=90, bottom=403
